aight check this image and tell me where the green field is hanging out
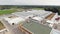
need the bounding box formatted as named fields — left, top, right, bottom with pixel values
left=0, top=9, right=16, bottom=15
left=0, top=8, right=44, bottom=15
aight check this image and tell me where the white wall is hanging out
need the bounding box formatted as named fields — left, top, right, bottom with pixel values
left=4, top=17, right=25, bottom=25
left=50, top=29, right=60, bottom=34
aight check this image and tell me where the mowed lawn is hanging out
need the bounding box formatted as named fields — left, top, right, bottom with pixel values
left=0, top=9, right=16, bottom=15
left=0, top=21, right=5, bottom=30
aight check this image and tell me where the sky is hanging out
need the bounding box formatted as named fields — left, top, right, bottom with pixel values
left=0, top=0, right=60, bottom=6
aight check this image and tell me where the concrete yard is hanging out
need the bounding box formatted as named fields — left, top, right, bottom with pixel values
left=19, top=21, right=52, bottom=34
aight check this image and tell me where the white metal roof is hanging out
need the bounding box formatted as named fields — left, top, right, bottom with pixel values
left=32, top=17, right=43, bottom=21
left=4, top=17, right=25, bottom=25
left=12, top=10, right=52, bottom=19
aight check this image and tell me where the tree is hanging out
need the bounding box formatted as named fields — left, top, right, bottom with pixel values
left=44, top=7, right=60, bottom=15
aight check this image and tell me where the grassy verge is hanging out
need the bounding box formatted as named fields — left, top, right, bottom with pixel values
left=0, top=9, right=17, bottom=15
left=0, top=21, right=5, bottom=30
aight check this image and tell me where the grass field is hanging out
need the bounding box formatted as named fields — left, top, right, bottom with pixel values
left=0, top=9, right=16, bottom=15
left=0, top=21, right=5, bottom=30
left=0, top=8, right=44, bottom=15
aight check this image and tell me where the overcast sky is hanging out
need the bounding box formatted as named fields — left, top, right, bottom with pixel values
left=0, top=0, right=60, bottom=6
